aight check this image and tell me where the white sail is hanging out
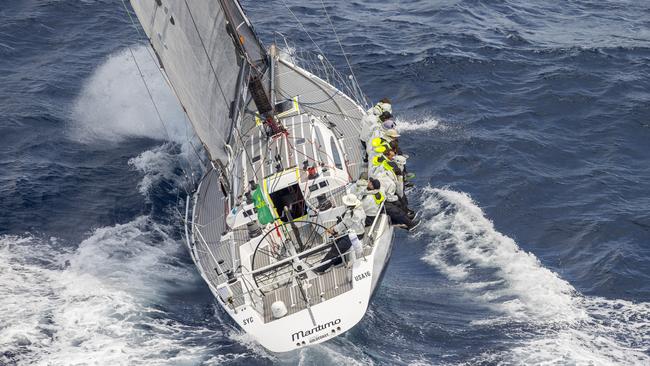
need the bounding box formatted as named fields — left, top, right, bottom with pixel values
left=129, top=0, right=266, bottom=162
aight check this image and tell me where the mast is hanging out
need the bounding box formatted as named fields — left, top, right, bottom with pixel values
left=129, top=0, right=273, bottom=165
left=219, top=1, right=274, bottom=118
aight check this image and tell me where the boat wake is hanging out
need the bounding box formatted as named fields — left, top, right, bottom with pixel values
left=1, top=45, right=262, bottom=365
left=7, top=39, right=646, bottom=364
left=418, top=187, right=650, bottom=365
left=0, top=145, right=277, bottom=365
left=0, top=221, right=220, bottom=365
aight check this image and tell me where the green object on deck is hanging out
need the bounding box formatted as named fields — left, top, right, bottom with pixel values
left=252, top=185, right=274, bottom=225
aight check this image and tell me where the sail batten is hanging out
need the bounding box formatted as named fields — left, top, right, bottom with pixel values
left=129, top=0, right=267, bottom=162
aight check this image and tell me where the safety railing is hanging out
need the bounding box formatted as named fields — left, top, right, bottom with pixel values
left=188, top=196, right=389, bottom=321
left=205, top=230, right=362, bottom=317
left=273, top=32, right=370, bottom=110
left=366, top=202, right=387, bottom=245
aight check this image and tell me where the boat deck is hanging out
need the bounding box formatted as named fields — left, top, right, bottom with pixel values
left=190, top=57, right=371, bottom=321
left=261, top=265, right=352, bottom=323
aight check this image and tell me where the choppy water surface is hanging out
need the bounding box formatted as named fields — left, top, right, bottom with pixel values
left=1, top=1, right=649, bottom=365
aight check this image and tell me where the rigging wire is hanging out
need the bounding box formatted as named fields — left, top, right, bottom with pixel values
left=279, top=1, right=368, bottom=108
left=280, top=0, right=328, bottom=63
left=125, top=48, right=173, bottom=143
left=120, top=0, right=202, bottom=210
left=119, top=1, right=172, bottom=142
left=274, top=29, right=358, bottom=104
left=121, top=0, right=203, bottom=166
left=120, top=0, right=168, bottom=76
left=319, top=0, right=367, bottom=107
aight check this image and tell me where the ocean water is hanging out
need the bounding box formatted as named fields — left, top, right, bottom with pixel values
left=1, top=1, right=649, bottom=365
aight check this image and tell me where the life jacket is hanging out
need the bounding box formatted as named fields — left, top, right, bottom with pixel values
left=373, top=191, right=385, bottom=205
left=362, top=189, right=384, bottom=217
left=375, top=172, right=398, bottom=202
left=371, top=137, right=391, bottom=154
left=371, top=155, right=393, bottom=172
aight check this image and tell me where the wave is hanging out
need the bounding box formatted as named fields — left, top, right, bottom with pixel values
left=419, top=187, right=650, bottom=365
left=127, top=142, right=198, bottom=198
left=0, top=138, right=271, bottom=365
left=0, top=222, right=221, bottom=366
left=69, top=46, right=188, bottom=144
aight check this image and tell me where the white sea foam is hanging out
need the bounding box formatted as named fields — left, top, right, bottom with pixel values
left=70, top=46, right=188, bottom=144
left=128, top=143, right=183, bottom=196
left=420, top=187, right=650, bottom=365
left=421, top=187, right=582, bottom=323
left=296, top=342, right=375, bottom=366
left=396, top=116, right=444, bottom=132
left=0, top=220, right=225, bottom=366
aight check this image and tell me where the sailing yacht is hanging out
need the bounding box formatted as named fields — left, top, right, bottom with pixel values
left=129, top=0, right=395, bottom=352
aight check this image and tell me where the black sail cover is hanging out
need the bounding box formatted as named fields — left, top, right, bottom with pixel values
left=129, top=0, right=267, bottom=162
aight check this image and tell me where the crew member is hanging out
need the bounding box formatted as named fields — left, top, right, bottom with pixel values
left=383, top=129, right=401, bottom=152
left=384, top=130, right=415, bottom=182
left=368, top=98, right=392, bottom=117
left=382, top=112, right=396, bottom=130
left=370, top=154, right=394, bottom=178
left=315, top=194, right=366, bottom=272
left=393, top=154, right=414, bottom=188
left=333, top=194, right=366, bottom=238
left=377, top=168, right=419, bottom=231
left=347, top=173, right=368, bottom=200
left=371, top=136, right=392, bottom=156
left=361, top=98, right=392, bottom=144
left=382, top=150, right=417, bottom=219
left=383, top=151, right=404, bottom=201
left=362, top=178, right=384, bottom=226
left=362, top=111, right=393, bottom=154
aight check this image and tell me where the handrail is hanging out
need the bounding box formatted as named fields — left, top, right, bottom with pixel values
left=202, top=228, right=374, bottom=319
left=272, top=32, right=368, bottom=110
left=194, top=226, right=228, bottom=277
left=191, top=196, right=386, bottom=313
left=367, top=202, right=386, bottom=243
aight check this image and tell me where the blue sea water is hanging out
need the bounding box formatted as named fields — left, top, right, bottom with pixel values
left=1, top=0, right=649, bottom=365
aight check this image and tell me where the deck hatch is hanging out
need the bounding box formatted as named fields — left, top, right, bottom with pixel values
left=269, top=183, right=306, bottom=222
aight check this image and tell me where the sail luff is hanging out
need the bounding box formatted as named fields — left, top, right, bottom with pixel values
left=129, top=0, right=267, bottom=163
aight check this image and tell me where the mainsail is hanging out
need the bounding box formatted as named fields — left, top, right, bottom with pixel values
left=129, top=0, right=268, bottom=162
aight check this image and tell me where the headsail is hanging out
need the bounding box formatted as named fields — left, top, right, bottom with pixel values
left=129, top=0, right=268, bottom=162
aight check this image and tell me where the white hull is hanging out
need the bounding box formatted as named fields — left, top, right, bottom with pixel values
left=186, top=204, right=394, bottom=351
